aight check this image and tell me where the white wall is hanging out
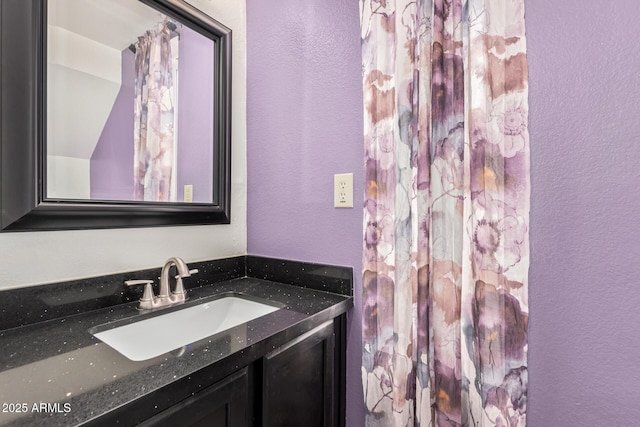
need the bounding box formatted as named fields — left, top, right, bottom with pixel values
left=48, top=26, right=122, bottom=162
left=46, top=155, right=91, bottom=199
left=0, top=0, right=247, bottom=290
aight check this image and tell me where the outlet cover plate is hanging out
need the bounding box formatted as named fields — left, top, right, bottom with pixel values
left=334, top=173, right=353, bottom=208
left=184, top=185, right=193, bottom=203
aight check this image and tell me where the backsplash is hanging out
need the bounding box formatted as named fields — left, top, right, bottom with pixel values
left=0, top=256, right=352, bottom=331
left=246, top=256, right=353, bottom=296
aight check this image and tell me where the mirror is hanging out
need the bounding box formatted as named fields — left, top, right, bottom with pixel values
left=0, top=0, right=231, bottom=231
left=47, top=0, right=217, bottom=203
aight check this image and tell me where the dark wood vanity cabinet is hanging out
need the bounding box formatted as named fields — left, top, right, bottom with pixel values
left=137, top=316, right=346, bottom=427
left=139, top=367, right=251, bottom=427
left=261, top=321, right=338, bottom=427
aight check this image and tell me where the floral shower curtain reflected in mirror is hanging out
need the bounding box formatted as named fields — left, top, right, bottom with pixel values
left=133, top=20, right=178, bottom=202
left=361, top=0, right=530, bottom=425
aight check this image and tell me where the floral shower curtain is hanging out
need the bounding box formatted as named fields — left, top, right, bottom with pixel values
left=133, top=21, right=176, bottom=202
left=361, top=0, right=530, bottom=426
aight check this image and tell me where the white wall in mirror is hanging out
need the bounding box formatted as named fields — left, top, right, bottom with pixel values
left=47, top=156, right=91, bottom=199
left=0, top=0, right=247, bottom=290
left=47, top=24, right=123, bottom=199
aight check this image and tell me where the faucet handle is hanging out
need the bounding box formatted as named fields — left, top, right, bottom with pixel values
left=172, top=269, right=197, bottom=297
left=125, top=280, right=156, bottom=308
left=157, top=269, right=198, bottom=280
left=125, top=279, right=154, bottom=286
left=173, top=268, right=199, bottom=279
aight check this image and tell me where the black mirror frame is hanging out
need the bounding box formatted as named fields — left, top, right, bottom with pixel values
left=0, top=0, right=231, bottom=231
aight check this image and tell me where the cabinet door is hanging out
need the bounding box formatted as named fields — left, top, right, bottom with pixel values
left=140, top=367, right=250, bottom=427
left=262, top=321, right=336, bottom=427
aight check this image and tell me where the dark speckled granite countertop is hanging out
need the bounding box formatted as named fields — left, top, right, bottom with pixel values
left=0, top=257, right=353, bottom=426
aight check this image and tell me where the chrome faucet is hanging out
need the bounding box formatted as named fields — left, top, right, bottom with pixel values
left=125, top=257, right=198, bottom=310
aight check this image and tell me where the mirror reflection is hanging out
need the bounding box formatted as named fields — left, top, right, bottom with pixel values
left=47, top=0, right=215, bottom=203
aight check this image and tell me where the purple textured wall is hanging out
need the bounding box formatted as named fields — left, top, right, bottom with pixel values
left=245, top=0, right=365, bottom=425
left=248, top=1, right=640, bottom=425
left=176, top=25, right=214, bottom=203
left=91, top=25, right=213, bottom=202
left=527, top=1, right=640, bottom=425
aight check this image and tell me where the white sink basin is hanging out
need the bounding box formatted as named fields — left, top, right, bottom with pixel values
left=93, top=296, right=280, bottom=361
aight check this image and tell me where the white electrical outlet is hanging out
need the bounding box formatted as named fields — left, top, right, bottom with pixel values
left=184, top=185, right=193, bottom=203
left=334, top=173, right=353, bottom=208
